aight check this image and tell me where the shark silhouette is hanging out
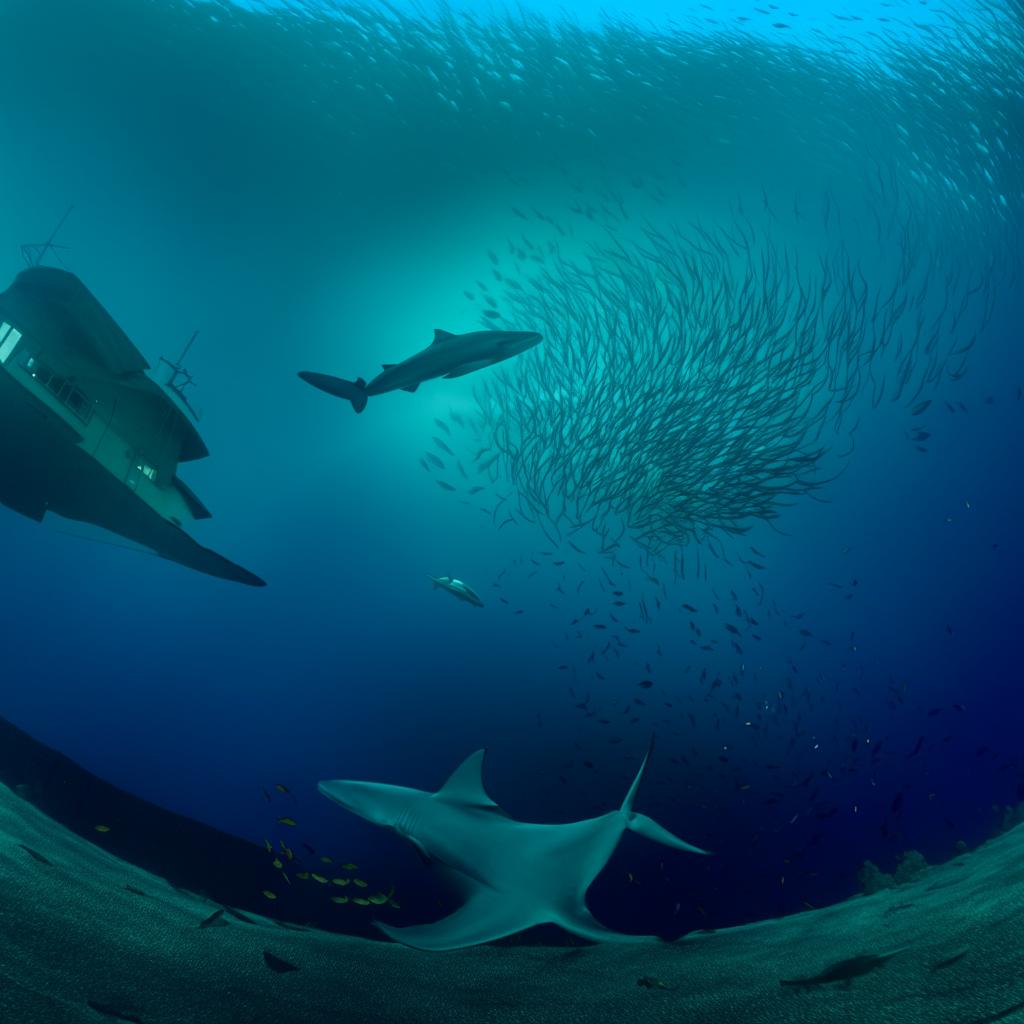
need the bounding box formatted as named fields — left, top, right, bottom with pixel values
left=318, top=743, right=709, bottom=950
left=298, top=327, right=542, bottom=412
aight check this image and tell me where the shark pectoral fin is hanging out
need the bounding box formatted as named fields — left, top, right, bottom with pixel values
left=443, top=360, right=492, bottom=379
left=553, top=903, right=657, bottom=945
left=401, top=382, right=420, bottom=392
left=627, top=812, right=710, bottom=855
left=374, top=888, right=537, bottom=951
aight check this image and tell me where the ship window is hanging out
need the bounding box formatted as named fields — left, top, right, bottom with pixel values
left=23, top=354, right=93, bottom=425
left=0, top=323, right=22, bottom=363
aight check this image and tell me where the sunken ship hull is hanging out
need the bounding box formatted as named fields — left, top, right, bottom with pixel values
left=0, top=267, right=263, bottom=586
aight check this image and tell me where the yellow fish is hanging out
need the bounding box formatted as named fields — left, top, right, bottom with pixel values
left=277, top=817, right=297, bottom=827
left=93, top=825, right=111, bottom=833
left=332, top=878, right=350, bottom=887
left=261, top=890, right=277, bottom=901
left=330, top=896, right=348, bottom=904
left=353, top=878, right=368, bottom=888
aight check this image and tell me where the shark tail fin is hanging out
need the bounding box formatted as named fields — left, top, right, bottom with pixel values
left=621, top=736, right=711, bottom=855
left=298, top=371, right=368, bottom=413
left=620, top=735, right=655, bottom=816
left=627, top=813, right=711, bottom=855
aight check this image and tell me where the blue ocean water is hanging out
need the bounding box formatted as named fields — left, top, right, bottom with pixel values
left=0, top=0, right=1021, bottom=942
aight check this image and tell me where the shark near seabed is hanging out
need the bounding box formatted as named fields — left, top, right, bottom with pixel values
left=298, top=328, right=542, bottom=412
left=318, top=741, right=709, bottom=950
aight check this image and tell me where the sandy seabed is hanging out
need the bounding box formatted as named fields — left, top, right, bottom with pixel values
left=1, top=780, right=1022, bottom=1024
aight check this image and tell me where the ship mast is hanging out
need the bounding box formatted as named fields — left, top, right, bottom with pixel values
left=21, top=204, right=75, bottom=267
left=159, top=330, right=201, bottom=420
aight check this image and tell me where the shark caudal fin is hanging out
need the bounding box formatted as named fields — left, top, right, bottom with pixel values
left=621, top=737, right=711, bottom=856
left=298, top=371, right=369, bottom=413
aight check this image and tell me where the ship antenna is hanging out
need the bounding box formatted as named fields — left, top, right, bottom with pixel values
left=21, top=204, right=75, bottom=267
left=159, top=330, right=201, bottom=420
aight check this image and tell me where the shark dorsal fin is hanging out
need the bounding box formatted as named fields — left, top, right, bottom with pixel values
left=436, top=750, right=500, bottom=809
left=432, top=329, right=456, bottom=345
left=382, top=363, right=396, bottom=369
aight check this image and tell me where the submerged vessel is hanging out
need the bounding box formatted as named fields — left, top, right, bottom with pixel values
left=0, top=265, right=264, bottom=586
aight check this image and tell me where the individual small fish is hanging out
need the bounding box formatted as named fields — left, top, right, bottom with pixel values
left=94, top=825, right=111, bottom=833
left=277, top=817, right=297, bottom=827
left=274, top=784, right=290, bottom=794
left=436, top=480, right=457, bottom=491
left=222, top=906, right=256, bottom=924
left=433, top=436, right=454, bottom=456
left=263, top=949, right=300, bottom=974
left=637, top=976, right=674, bottom=990
left=261, top=890, right=278, bottom=901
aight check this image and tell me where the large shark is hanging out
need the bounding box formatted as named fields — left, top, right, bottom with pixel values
left=318, top=743, right=709, bottom=950
left=298, top=327, right=542, bottom=412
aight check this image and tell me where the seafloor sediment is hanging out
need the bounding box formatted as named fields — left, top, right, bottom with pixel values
left=1, top=780, right=1021, bottom=1024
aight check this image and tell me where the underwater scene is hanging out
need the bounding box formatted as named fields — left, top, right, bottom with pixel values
left=0, top=0, right=1022, bottom=1020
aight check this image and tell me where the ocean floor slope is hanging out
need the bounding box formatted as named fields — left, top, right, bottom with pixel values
left=1, top=781, right=1022, bottom=1024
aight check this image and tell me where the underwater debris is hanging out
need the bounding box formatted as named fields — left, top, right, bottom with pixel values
left=262, top=949, right=300, bottom=974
